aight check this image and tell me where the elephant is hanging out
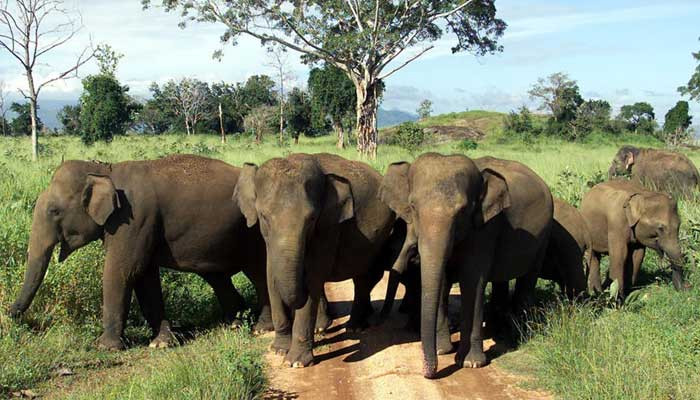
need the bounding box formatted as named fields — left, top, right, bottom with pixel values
left=539, top=197, right=591, bottom=299
left=9, top=154, right=278, bottom=350
left=380, top=153, right=553, bottom=378
left=581, top=180, right=686, bottom=299
left=608, top=145, right=700, bottom=196
left=233, top=153, right=396, bottom=368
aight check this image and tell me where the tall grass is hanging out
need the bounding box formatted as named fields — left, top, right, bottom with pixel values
left=0, top=132, right=698, bottom=398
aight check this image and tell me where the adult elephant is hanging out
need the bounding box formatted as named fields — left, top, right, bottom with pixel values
left=233, top=153, right=395, bottom=368
left=381, top=154, right=553, bottom=378
left=9, top=155, right=275, bottom=350
left=608, top=145, right=700, bottom=196
left=581, top=180, right=686, bottom=299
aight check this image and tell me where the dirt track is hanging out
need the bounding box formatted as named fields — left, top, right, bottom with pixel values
left=262, top=273, right=552, bottom=400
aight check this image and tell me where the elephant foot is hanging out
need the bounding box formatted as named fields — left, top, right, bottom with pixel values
left=456, top=346, right=488, bottom=369
left=437, top=335, right=454, bottom=355
left=315, top=313, right=332, bottom=334
left=345, top=317, right=369, bottom=333
left=149, top=323, right=178, bottom=349
left=97, top=333, right=125, bottom=351
left=283, top=343, right=314, bottom=368
left=270, top=333, right=291, bottom=356
left=253, top=319, right=274, bottom=334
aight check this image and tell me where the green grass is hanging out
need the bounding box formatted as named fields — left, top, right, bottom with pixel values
left=1, top=131, right=699, bottom=398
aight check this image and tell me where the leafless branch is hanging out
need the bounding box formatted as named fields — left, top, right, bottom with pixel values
left=378, top=45, right=434, bottom=80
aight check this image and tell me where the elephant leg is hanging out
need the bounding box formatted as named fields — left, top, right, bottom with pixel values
left=284, top=286, right=321, bottom=368
left=488, top=281, right=510, bottom=338
left=347, top=267, right=383, bottom=332
left=456, top=271, right=488, bottom=369
left=513, top=243, right=547, bottom=312
left=436, top=273, right=453, bottom=355
left=315, top=289, right=332, bottom=333
left=630, top=247, right=646, bottom=288
left=268, top=266, right=293, bottom=355
left=199, top=272, right=246, bottom=327
left=242, top=266, right=273, bottom=333
left=588, top=251, right=603, bottom=293
left=134, top=266, right=176, bottom=348
left=99, top=255, right=136, bottom=351
left=608, top=239, right=630, bottom=302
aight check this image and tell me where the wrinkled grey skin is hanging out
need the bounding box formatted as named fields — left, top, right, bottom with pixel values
left=234, top=153, right=395, bottom=368
left=381, top=153, right=553, bottom=378
left=581, top=180, right=686, bottom=300
left=608, top=146, right=700, bottom=197
left=9, top=155, right=275, bottom=350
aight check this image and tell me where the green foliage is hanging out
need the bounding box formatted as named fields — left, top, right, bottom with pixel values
left=394, top=122, right=425, bottom=153
left=57, top=104, right=82, bottom=136
left=79, top=75, right=137, bottom=144
left=456, top=138, right=478, bottom=151
left=416, top=99, right=433, bottom=120
left=504, top=106, right=535, bottom=134
left=617, top=102, right=657, bottom=135
left=93, top=44, right=124, bottom=77
left=284, top=87, right=312, bottom=140
left=571, top=99, right=612, bottom=137
left=678, top=37, right=700, bottom=102
left=308, top=64, right=355, bottom=134
left=9, top=102, right=42, bottom=136
left=663, top=100, right=693, bottom=134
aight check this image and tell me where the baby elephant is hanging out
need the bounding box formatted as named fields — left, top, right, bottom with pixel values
left=581, top=180, right=686, bottom=300
left=540, top=198, right=591, bottom=299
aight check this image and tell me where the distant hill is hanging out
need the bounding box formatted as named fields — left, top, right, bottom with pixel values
left=380, top=110, right=506, bottom=143
left=377, top=108, right=418, bottom=128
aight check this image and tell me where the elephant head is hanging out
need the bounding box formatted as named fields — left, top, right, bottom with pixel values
left=609, top=146, right=640, bottom=179
left=10, top=161, right=120, bottom=317
left=233, top=155, right=354, bottom=310
left=624, top=191, right=685, bottom=288
left=380, top=153, right=510, bottom=378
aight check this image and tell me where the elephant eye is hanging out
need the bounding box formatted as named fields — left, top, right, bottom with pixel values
left=47, top=207, right=61, bottom=216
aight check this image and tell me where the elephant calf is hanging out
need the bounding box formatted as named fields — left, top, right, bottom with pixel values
left=10, top=155, right=273, bottom=350
left=581, top=180, right=686, bottom=299
left=540, top=198, right=591, bottom=298
left=609, top=145, right=700, bottom=197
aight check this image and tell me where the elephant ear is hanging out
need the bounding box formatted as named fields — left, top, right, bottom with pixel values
left=320, top=173, right=354, bottom=229
left=232, top=163, right=258, bottom=228
left=379, top=162, right=412, bottom=223
left=82, top=174, right=120, bottom=226
left=624, top=151, right=635, bottom=171
left=624, top=193, right=643, bottom=228
left=474, top=168, right=511, bottom=227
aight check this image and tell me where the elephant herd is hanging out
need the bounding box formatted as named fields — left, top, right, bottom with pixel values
left=8, top=145, right=696, bottom=379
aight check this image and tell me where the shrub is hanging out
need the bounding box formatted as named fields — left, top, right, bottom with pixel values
left=394, top=121, right=425, bottom=152
left=457, top=138, right=478, bottom=151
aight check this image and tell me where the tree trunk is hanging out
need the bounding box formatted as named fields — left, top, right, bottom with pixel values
left=334, top=120, right=345, bottom=149
left=26, top=70, right=39, bottom=160
left=279, top=93, right=284, bottom=144
left=185, top=117, right=191, bottom=136
left=355, top=80, right=379, bottom=159
left=219, top=103, right=226, bottom=144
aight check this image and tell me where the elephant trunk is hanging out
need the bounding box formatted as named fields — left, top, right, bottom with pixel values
left=10, top=198, right=58, bottom=317
left=269, top=237, right=308, bottom=310
left=418, top=221, right=454, bottom=379
left=661, top=239, right=686, bottom=290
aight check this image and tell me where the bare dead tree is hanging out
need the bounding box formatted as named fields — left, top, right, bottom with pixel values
left=0, top=79, right=7, bottom=136
left=165, top=78, right=210, bottom=135
left=0, top=0, right=94, bottom=160
left=265, top=45, right=295, bottom=144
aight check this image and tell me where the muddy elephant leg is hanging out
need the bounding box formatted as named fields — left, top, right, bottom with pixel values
left=199, top=272, right=246, bottom=327
left=241, top=266, right=273, bottom=333
left=347, top=267, right=383, bottom=332
left=588, top=251, right=602, bottom=293
left=284, top=286, right=321, bottom=368
left=315, top=289, right=332, bottom=333
left=134, top=266, right=176, bottom=348
left=608, top=239, right=630, bottom=302
left=456, top=270, right=488, bottom=369
left=630, top=247, right=646, bottom=288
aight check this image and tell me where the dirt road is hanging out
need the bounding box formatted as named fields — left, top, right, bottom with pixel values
left=262, top=273, right=551, bottom=400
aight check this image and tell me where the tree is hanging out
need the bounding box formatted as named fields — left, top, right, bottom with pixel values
left=163, top=78, right=211, bottom=135
left=417, top=99, right=433, bottom=119
left=79, top=75, right=136, bottom=144
left=0, top=0, right=94, bottom=159
left=0, top=79, right=7, bottom=136
left=266, top=45, right=295, bottom=143
left=57, top=104, right=81, bottom=135
left=528, top=72, right=583, bottom=123
left=308, top=64, right=356, bottom=148
left=10, top=102, right=42, bottom=136
left=570, top=99, right=611, bottom=136
left=244, top=104, right=277, bottom=143
left=144, top=0, right=507, bottom=158
left=678, top=37, right=700, bottom=102
left=618, top=102, right=656, bottom=134
left=663, top=101, right=693, bottom=145
left=94, top=43, right=124, bottom=76
left=285, top=87, right=312, bottom=144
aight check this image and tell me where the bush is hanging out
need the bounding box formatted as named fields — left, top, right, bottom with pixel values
left=457, top=138, right=478, bottom=151
left=394, top=121, right=425, bottom=152
left=504, top=106, right=534, bottom=134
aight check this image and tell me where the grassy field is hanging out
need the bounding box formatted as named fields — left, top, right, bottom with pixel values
left=1, top=124, right=699, bottom=399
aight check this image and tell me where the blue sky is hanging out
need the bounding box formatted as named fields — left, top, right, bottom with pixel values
left=1, top=0, right=699, bottom=122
